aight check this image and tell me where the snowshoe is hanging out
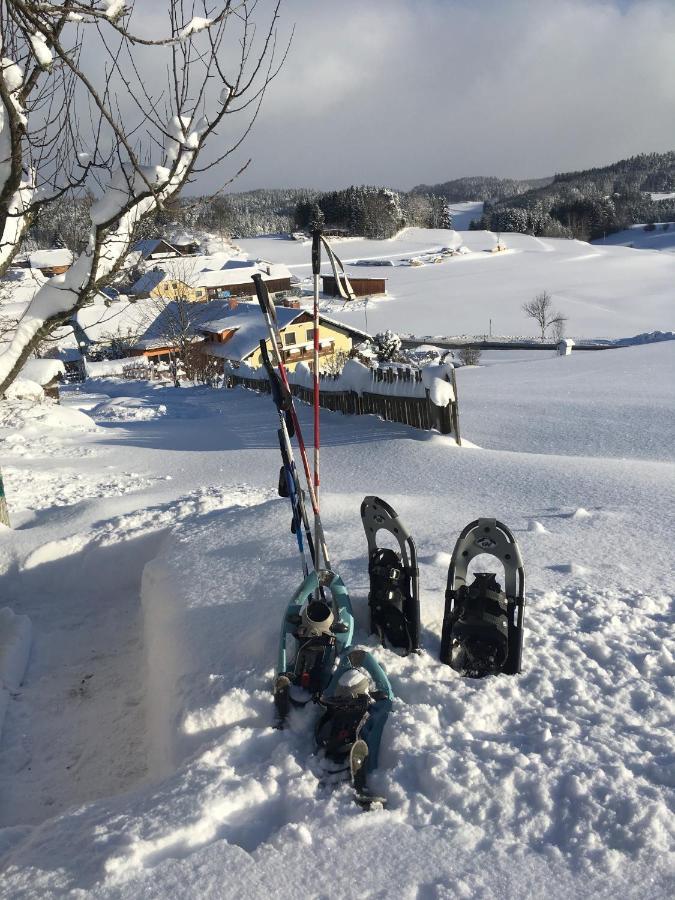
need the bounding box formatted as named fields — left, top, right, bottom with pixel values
left=361, top=496, right=420, bottom=653
left=440, top=518, right=525, bottom=677
left=274, top=569, right=354, bottom=726
left=315, top=648, right=393, bottom=806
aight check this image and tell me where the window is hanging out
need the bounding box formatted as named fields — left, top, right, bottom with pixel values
left=284, top=331, right=296, bottom=346
left=306, top=328, right=315, bottom=340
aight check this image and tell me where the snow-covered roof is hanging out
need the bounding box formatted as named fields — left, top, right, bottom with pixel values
left=29, top=249, right=73, bottom=269
left=129, top=270, right=170, bottom=295
left=153, top=253, right=244, bottom=281
left=194, top=264, right=291, bottom=289
left=132, top=238, right=180, bottom=258
left=20, top=358, right=66, bottom=385
left=170, top=232, right=199, bottom=247
left=199, top=304, right=301, bottom=361
left=314, top=312, right=371, bottom=341
left=198, top=304, right=371, bottom=362
left=74, top=296, right=156, bottom=345
left=222, top=259, right=257, bottom=270
left=1, top=267, right=46, bottom=304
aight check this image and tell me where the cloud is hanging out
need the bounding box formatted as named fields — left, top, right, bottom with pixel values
left=215, top=0, right=675, bottom=192
left=78, top=0, right=675, bottom=193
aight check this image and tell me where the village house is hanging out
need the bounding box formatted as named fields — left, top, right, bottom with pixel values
left=197, top=303, right=370, bottom=372
left=128, top=261, right=293, bottom=303
left=191, top=263, right=292, bottom=301
left=131, top=238, right=183, bottom=261
left=28, top=249, right=74, bottom=277
left=129, top=270, right=195, bottom=301
left=321, top=273, right=387, bottom=298
left=170, top=233, right=201, bottom=255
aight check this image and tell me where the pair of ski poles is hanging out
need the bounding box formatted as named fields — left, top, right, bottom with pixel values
left=252, top=230, right=355, bottom=585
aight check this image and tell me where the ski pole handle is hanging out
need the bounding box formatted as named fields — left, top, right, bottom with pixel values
left=252, top=273, right=276, bottom=324
left=311, top=229, right=322, bottom=276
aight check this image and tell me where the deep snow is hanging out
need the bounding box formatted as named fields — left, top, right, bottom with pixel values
left=236, top=227, right=675, bottom=340
left=0, top=343, right=673, bottom=898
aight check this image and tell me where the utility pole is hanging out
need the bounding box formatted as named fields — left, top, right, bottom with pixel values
left=489, top=318, right=492, bottom=338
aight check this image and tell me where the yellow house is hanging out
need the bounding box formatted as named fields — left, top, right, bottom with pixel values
left=198, top=303, right=370, bottom=372
left=130, top=269, right=198, bottom=301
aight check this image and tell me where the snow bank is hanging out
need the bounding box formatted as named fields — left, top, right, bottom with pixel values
left=140, top=487, right=274, bottom=774
left=92, top=397, right=167, bottom=422
left=3, top=379, right=44, bottom=402
left=0, top=607, right=31, bottom=743
left=86, top=359, right=131, bottom=378
left=20, top=358, right=65, bottom=385
left=421, top=363, right=455, bottom=406
left=0, top=398, right=97, bottom=433
left=0, top=607, right=32, bottom=689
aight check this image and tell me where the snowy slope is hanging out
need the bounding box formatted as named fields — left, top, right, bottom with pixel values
left=237, top=228, right=675, bottom=340
left=0, top=345, right=673, bottom=897
left=593, top=224, right=675, bottom=253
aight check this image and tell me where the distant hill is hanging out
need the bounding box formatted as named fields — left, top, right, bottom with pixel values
left=410, top=176, right=553, bottom=203
left=470, top=151, right=675, bottom=240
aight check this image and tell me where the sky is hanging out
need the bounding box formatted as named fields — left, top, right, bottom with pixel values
left=130, top=0, right=675, bottom=193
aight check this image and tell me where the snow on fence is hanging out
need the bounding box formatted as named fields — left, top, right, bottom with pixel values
left=122, top=362, right=161, bottom=381
left=227, top=359, right=461, bottom=443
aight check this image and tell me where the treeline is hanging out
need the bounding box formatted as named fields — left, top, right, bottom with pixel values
left=295, top=186, right=451, bottom=239
left=411, top=175, right=552, bottom=202
left=471, top=152, right=675, bottom=240
left=192, top=188, right=318, bottom=237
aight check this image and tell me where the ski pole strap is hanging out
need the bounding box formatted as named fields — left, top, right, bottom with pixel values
left=252, top=272, right=277, bottom=325
left=321, top=236, right=356, bottom=301
left=259, top=340, right=293, bottom=414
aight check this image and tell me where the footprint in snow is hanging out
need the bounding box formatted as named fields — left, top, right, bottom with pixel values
left=548, top=562, right=590, bottom=576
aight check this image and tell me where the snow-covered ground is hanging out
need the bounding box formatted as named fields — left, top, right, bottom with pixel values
left=237, top=227, right=675, bottom=340
left=0, top=342, right=673, bottom=897
left=592, top=223, right=675, bottom=253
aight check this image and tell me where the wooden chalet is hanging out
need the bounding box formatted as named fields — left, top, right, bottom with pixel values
left=321, top=274, right=387, bottom=298
left=192, top=263, right=292, bottom=301
left=132, top=239, right=182, bottom=261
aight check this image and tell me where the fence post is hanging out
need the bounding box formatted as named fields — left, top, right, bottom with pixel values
left=450, top=366, right=462, bottom=446
left=0, top=468, right=10, bottom=528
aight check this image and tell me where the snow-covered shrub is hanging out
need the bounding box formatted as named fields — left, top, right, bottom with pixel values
left=374, top=330, right=403, bottom=362
left=457, top=346, right=482, bottom=366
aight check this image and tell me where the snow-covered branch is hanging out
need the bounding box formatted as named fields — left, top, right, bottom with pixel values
left=0, top=1, right=287, bottom=395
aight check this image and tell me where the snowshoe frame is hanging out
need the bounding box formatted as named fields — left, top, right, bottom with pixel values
left=360, top=496, right=420, bottom=653
left=441, top=518, right=525, bottom=675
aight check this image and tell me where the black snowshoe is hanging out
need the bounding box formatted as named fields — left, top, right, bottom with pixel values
left=440, top=518, right=525, bottom=677
left=361, top=496, right=420, bottom=654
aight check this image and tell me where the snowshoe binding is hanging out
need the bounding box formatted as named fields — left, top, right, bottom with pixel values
left=361, top=496, right=420, bottom=653
left=440, top=518, right=525, bottom=677
left=274, top=569, right=354, bottom=727
left=315, top=648, right=392, bottom=808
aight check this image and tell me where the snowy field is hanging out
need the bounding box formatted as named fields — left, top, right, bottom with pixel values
left=237, top=227, right=675, bottom=341
left=0, top=342, right=673, bottom=897
left=592, top=223, right=675, bottom=253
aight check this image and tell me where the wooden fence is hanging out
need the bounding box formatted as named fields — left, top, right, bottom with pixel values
left=228, top=366, right=461, bottom=444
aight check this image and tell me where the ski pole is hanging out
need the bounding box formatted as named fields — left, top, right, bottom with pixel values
left=259, top=339, right=317, bottom=575
left=252, top=274, right=332, bottom=571
left=311, top=229, right=322, bottom=574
